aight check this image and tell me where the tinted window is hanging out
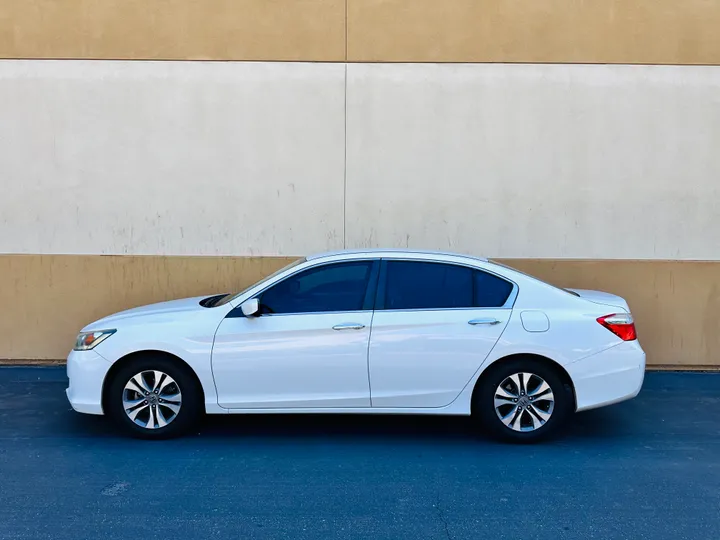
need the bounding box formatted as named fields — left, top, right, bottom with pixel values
left=383, top=261, right=513, bottom=310
left=215, top=258, right=305, bottom=307
left=384, top=261, right=473, bottom=310
left=259, top=261, right=373, bottom=314
left=473, top=269, right=513, bottom=307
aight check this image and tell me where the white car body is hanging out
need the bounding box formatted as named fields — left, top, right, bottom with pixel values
left=66, top=250, right=645, bottom=422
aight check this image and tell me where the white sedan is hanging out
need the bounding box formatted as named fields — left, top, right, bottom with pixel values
left=66, top=249, right=645, bottom=442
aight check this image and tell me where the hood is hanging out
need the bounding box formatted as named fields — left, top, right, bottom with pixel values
left=84, top=295, right=214, bottom=330
left=566, top=288, right=630, bottom=312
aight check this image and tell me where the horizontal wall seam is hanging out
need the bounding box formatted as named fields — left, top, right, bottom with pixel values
left=6, top=254, right=720, bottom=263
left=4, top=59, right=720, bottom=67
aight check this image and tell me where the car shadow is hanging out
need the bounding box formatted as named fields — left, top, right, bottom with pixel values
left=68, top=403, right=636, bottom=445
left=206, top=406, right=634, bottom=442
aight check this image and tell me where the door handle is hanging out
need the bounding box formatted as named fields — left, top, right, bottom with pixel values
left=332, top=323, right=366, bottom=331
left=468, top=318, right=501, bottom=326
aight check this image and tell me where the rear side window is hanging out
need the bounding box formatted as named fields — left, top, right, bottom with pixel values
left=473, top=269, right=513, bottom=307
left=383, top=261, right=513, bottom=310
left=384, top=261, right=472, bottom=310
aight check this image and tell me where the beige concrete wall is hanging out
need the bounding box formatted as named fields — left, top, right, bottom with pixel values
left=0, top=60, right=346, bottom=256
left=3, top=61, right=719, bottom=260
left=1, top=254, right=717, bottom=367
left=346, top=63, right=720, bottom=260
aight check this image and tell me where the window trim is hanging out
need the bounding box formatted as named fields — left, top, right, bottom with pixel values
left=227, top=259, right=380, bottom=318
left=375, top=258, right=518, bottom=312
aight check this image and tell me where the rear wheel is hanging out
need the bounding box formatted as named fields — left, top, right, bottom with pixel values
left=105, top=356, right=202, bottom=439
left=473, top=358, right=573, bottom=443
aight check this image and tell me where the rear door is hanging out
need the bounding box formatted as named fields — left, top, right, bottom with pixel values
left=368, top=259, right=514, bottom=408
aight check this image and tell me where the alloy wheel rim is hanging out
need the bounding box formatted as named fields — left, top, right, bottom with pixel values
left=122, top=370, right=182, bottom=429
left=494, top=372, right=555, bottom=432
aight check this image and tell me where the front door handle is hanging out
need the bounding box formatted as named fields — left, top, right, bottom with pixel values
left=332, top=323, right=366, bottom=331
left=468, top=318, right=501, bottom=326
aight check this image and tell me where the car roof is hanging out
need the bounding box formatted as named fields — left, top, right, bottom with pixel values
left=305, top=249, right=489, bottom=263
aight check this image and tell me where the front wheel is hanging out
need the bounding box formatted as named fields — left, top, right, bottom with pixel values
left=105, top=356, right=202, bottom=439
left=473, top=359, right=573, bottom=443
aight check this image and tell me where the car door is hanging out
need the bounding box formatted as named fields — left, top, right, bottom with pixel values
left=212, top=259, right=379, bottom=409
left=368, top=259, right=514, bottom=408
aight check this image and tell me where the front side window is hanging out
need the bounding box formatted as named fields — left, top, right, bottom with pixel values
left=383, top=261, right=513, bottom=310
left=259, top=261, right=374, bottom=314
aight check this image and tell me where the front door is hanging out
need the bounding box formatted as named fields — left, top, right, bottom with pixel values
left=212, top=260, right=379, bottom=409
left=368, top=260, right=513, bottom=408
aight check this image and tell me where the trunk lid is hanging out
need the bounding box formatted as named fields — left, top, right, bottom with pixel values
left=566, top=288, right=630, bottom=312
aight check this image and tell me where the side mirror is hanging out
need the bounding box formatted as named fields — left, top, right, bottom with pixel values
left=240, top=298, right=260, bottom=317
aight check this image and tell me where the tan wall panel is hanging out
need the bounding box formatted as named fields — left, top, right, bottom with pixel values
left=348, top=0, right=720, bottom=64
left=0, top=0, right=345, bottom=60
left=0, top=255, right=295, bottom=359
left=1, top=255, right=718, bottom=367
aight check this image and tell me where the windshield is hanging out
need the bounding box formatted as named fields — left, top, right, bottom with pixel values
left=213, top=257, right=306, bottom=307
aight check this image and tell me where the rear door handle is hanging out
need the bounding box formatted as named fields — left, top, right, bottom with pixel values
left=468, top=318, right=501, bottom=326
left=332, top=323, right=366, bottom=331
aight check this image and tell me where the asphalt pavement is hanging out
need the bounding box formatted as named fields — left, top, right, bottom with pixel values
left=0, top=367, right=718, bottom=540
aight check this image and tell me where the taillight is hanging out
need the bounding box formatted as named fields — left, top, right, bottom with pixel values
left=597, top=313, right=637, bottom=341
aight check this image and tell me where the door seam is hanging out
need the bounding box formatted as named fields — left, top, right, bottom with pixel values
left=367, top=310, right=376, bottom=407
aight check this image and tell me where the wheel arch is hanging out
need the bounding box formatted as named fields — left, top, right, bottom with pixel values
left=471, top=353, right=577, bottom=413
left=101, top=349, right=206, bottom=414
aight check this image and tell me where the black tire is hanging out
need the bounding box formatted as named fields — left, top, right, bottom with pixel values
left=473, top=358, right=573, bottom=443
left=105, top=355, right=203, bottom=440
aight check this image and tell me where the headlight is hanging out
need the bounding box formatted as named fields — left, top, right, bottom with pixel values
left=74, top=330, right=116, bottom=351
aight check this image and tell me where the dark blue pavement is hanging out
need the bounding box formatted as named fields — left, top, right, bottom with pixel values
left=0, top=367, right=718, bottom=540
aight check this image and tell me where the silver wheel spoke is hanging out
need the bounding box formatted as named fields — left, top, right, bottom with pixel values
left=155, top=406, right=169, bottom=428
left=123, top=397, right=146, bottom=410
left=160, top=392, right=181, bottom=404
left=127, top=403, right=148, bottom=421
left=532, top=391, right=554, bottom=403
left=151, top=371, right=167, bottom=392
left=510, top=373, right=528, bottom=395
left=528, top=380, right=550, bottom=397
left=512, top=408, right=525, bottom=430
left=495, top=385, right=518, bottom=399
left=529, top=404, right=552, bottom=422
left=526, top=408, right=540, bottom=430
left=494, top=384, right=517, bottom=409
left=160, top=401, right=181, bottom=415
left=146, top=406, right=157, bottom=428
left=154, top=371, right=178, bottom=394
left=500, top=406, right=520, bottom=427
left=494, top=395, right=515, bottom=408
left=129, top=374, right=152, bottom=394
